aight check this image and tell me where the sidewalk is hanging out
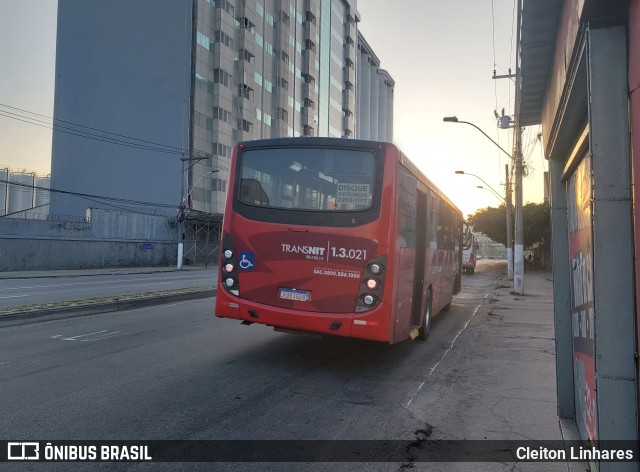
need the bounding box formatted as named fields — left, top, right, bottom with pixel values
left=407, top=268, right=583, bottom=471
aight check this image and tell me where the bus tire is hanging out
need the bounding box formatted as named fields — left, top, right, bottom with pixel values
left=417, top=290, right=432, bottom=341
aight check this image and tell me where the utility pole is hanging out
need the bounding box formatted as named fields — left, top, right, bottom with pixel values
left=177, top=155, right=187, bottom=270
left=506, top=164, right=513, bottom=280
left=177, top=155, right=207, bottom=270
left=513, top=0, right=524, bottom=294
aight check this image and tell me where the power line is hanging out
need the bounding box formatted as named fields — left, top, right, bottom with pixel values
left=0, top=178, right=177, bottom=210
left=0, top=103, right=186, bottom=153
left=0, top=104, right=212, bottom=160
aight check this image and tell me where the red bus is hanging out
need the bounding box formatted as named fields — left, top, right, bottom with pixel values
left=215, top=138, right=463, bottom=343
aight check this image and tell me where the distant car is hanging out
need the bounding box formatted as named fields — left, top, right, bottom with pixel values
left=462, top=226, right=477, bottom=274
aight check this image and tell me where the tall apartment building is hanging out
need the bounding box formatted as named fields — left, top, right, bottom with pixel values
left=356, top=32, right=394, bottom=142
left=50, top=0, right=393, bottom=217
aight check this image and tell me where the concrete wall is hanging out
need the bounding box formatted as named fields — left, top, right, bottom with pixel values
left=0, top=209, right=178, bottom=271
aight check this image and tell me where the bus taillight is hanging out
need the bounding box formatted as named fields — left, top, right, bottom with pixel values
left=356, top=255, right=387, bottom=312
left=221, top=233, right=240, bottom=296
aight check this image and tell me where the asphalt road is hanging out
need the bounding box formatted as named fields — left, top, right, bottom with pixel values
left=0, top=270, right=217, bottom=309
left=0, top=259, right=507, bottom=471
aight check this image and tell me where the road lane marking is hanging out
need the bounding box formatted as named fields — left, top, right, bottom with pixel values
left=0, top=294, right=31, bottom=300
left=405, top=294, right=489, bottom=407
left=60, top=330, right=109, bottom=341
left=0, top=274, right=216, bottom=292
left=50, top=335, right=63, bottom=338
left=81, top=331, right=122, bottom=342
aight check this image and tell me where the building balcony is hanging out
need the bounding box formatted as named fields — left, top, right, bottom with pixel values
left=300, top=105, right=316, bottom=125
left=302, top=82, right=318, bottom=102
left=302, top=50, right=318, bottom=80
left=344, top=42, right=355, bottom=61
left=342, top=89, right=355, bottom=113
left=343, top=65, right=355, bottom=85
left=303, top=19, right=317, bottom=41
left=305, top=0, right=318, bottom=17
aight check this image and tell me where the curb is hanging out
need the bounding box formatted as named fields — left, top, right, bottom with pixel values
left=0, top=288, right=216, bottom=327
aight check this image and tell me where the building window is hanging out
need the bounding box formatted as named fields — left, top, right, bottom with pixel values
left=241, top=17, right=255, bottom=33
left=305, top=39, right=316, bottom=53
left=239, top=49, right=255, bottom=64
left=303, top=98, right=315, bottom=109
left=238, top=119, right=254, bottom=133
left=279, top=77, right=289, bottom=90
left=264, top=41, right=273, bottom=55
left=197, top=31, right=212, bottom=51
left=277, top=107, right=288, bottom=121
left=213, top=142, right=231, bottom=157
left=239, top=83, right=254, bottom=100
left=213, top=68, right=231, bottom=87
left=265, top=11, right=274, bottom=26
left=215, top=31, right=234, bottom=49
left=214, top=178, right=227, bottom=192
left=216, top=0, right=234, bottom=17
left=213, top=106, right=230, bottom=122
left=303, top=125, right=314, bottom=136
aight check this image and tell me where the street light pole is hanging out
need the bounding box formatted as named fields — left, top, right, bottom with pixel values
left=513, top=0, right=524, bottom=294
left=445, top=116, right=515, bottom=281
left=477, top=185, right=505, bottom=202
left=443, top=116, right=512, bottom=160
left=505, top=164, right=513, bottom=280
left=454, top=168, right=513, bottom=279
left=177, top=155, right=208, bottom=270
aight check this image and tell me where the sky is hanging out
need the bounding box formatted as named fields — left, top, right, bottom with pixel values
left=0, top=0, right=546, bottom=218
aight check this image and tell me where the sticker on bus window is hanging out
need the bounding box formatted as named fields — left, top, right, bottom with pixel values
left=336, top=183, right=371, bottom=205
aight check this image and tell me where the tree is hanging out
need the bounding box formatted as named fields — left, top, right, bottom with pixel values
left=467, top=206, right=507, bottom=246
left=467, top=202, right=550, bottom=249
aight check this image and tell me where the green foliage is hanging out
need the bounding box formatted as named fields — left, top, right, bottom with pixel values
left=467, top=202, right=550, bottom=249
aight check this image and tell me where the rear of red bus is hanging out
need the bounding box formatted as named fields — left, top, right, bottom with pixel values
left=215, top=137, right=399, bottom=342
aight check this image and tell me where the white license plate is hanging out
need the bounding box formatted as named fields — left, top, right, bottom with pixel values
left=278, top=288, right=311, bottom=301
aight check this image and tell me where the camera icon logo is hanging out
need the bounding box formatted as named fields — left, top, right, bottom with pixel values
left=7, top=442, right=39, bottom=460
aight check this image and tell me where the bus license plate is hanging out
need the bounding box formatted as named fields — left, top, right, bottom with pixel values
left=278, top=288, right=311, bottom=301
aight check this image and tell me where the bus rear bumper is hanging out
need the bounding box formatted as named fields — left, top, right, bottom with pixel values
left=215, top=289, right=392, bottom=342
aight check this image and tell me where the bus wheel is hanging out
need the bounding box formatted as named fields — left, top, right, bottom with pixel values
left=417, top=291, right=432, bottom=341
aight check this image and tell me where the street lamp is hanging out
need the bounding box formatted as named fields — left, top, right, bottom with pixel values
left=454, top=170, right=503, bottom=200
left=444, top=120, right=521, bottom=291
left=477, top=186, right=506, bottom=203
left=443, top=116, right=512, bottom=159
left=455, top=167, right=513, bottom=280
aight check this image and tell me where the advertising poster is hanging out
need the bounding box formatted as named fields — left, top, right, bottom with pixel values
left=567, top=155, right=597, bottom=442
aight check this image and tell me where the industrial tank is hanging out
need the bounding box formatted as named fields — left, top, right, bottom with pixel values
left=7, top=171, right=35, bottom=213
left=0, top=168, right=8, bottom=215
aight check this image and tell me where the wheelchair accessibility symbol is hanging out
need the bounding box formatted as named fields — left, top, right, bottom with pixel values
left=238, top=252, right=255, bottom=271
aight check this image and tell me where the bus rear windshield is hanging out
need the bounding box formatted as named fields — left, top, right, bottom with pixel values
left=239, top=147, right=376, bottom=211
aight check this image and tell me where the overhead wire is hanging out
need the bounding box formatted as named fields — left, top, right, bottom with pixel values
left=0, top=178, right=177, bottom=210
left=0, top=103, right=213, bottom=160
